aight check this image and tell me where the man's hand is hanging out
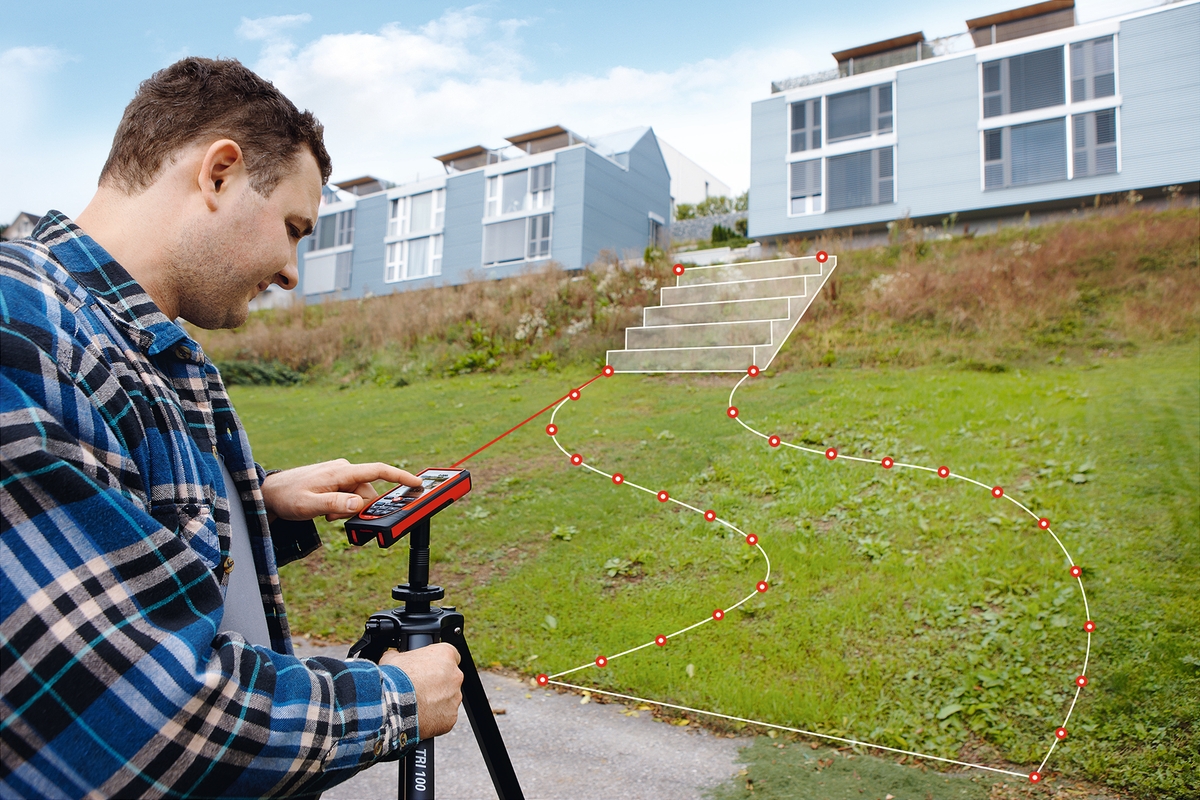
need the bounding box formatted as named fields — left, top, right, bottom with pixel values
left=381, top=644, right=463, bottom=738
left=261, top=459, right=421, bottom=522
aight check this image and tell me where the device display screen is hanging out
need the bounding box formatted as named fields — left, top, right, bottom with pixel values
left=361, top=470, right=456, bottom=519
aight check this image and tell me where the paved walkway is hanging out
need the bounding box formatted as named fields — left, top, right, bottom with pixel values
left=295, top=641, right=744, bottom=800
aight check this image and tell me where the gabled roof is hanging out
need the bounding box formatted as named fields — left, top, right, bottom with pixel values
left=588, top=126, right=650, bottom=157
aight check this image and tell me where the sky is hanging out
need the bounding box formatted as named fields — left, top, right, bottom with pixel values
left=1, top=0, right=1165, bottom=223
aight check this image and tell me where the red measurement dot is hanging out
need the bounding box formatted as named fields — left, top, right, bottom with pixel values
left=881, top=456, right=894, bottom=469
left=992, top=486, right=1004, bottom=498
left=769, top=435, right=781, bottom=447
left=712, top=609, right=725, bottom=621
left=746, top=533, right=759, bottom=546
left=546, top=424, right=558, bottom=436
left=825, top=448, right=838, bottom=460
left=748, top=365, right=760, bottom=377
left=816, top=251, right=829, bottom=263
left=704, top=510, right=717, bottom=522
left=757, top=581, right=769, bottom=593
left=1029, top=772, right=1042, bottom=784
left=727, top=406, right=739, bottom=419
left=937, top=466, right=950, bottom=478
left=536, top=674, right=549, bottom=686
left=1076, top=675, right=1089, bottom=687
left=595, top=655, right=608, bottom=668
left=1056, top=727, right=1068, bottom=740
left=1084, top=620, right=1096, bottom=633
left=570, top=453, right=583, bottom=466
left=1070, top=565, right=1082, bottom=578
left=1039, top=517, right=1051, bottom=529
left=612, top=473, right=624, bottom=485
left=569, top=389, right=581, bottom=401
left=673, top=263, right=685, bottom=276
left=602, top=365, right=615, bottom=377
left=657, top=491, right=670, bottom=502
left=655, top=635, right=667, bottom=647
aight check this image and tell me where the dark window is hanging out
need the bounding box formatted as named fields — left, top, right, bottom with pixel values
left=827, top=147, right=894, bottom=210
left=1072, top=109, right=1118, bottom=177
left=790, top=98, right=822, bottom=153
left=529, top=214, right=552, bottom=259
left=983, top=118, right=1068, bottom=190
left=1071, top=36, right=1116, bottom=102
left=982, top=47, right=1065, bottom=117
left=828, top=84, right=893, bottom=142
left=789, top=159, right=822, bottom=214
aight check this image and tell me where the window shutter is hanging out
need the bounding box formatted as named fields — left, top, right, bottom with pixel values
left=334, top=251, right=353, bottom=290
left=828, top=87, right=873, bottom=142
left=1010, top=117, right=1067, bottom=186
left=484, top=219, right=527, bottom=265
left=1008, top=47, right=1065, bottom=114
left=828, top=150, right=874, bottom=210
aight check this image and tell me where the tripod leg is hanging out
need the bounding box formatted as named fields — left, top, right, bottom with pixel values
left=441, top=625, right=525, bottom=800
left=400, top=633, right=436, bottom=800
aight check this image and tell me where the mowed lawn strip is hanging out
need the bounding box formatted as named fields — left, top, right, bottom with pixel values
left=234, top=342, right=1199, bottom=797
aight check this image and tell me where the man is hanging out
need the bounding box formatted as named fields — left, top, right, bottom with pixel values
left=0, top=57, right=463, bottom=798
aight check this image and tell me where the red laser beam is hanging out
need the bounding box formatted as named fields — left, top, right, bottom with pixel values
left=450, top=372, right=605, bottom=468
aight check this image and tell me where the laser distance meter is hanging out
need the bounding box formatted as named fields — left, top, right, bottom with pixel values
left=345, top=468, right=471, bottom=548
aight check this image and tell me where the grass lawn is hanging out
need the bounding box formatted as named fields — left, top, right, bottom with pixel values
left=234, top=341, right=1199, bottom=798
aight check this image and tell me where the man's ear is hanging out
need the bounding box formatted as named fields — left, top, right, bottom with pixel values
left=198, top=139, right=246, bottom=212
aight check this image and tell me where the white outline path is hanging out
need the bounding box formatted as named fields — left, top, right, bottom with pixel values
left=535, top=369, right=1092, bottom=783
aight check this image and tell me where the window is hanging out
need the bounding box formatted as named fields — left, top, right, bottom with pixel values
left=433, top=189, right=445, bottom=228
left=529, top=214, right=552, bottom=259
left=431, top=234, right=443, bottom=276
left=789, top=159, right=822, bottom=215
left=648, top=217, right=665, bottom=250
left=312, top=209, right=355, bottom=251
left=1071, top=36, right=1115, bottom=102
left=1073, top=109, right=1117, bottom=177
left=502, top=171, right=528, bottom=214
left=982, top=47, right=1065, bottom=118
left=983, top=118, right=1067, bottom=190
left=408, top=192, right=432, bottom=235
left=827, top=84, right=892, bottom=143
left=385, top=241, right=404, bottom=283
left=334, top=251, right=353, bottom=290
left=790, top=98, right=822, bottom=153
left=388, top=197, right=407, bottom=237
left=530, top=165, right=554, bottom=209
left=486, top=176, right=499, bottom=217
left=827, top=147, right=893, bottom=210
left=408, top=237, right=431, bottom=279
left=483, top=219, right=527, bottom=265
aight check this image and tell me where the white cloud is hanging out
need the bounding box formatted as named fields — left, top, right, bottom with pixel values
left=248, top=10, right=823, bottom=194
left=237, top=13, right=313, bottom=42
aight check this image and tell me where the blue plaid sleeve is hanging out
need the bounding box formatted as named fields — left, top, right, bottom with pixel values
left=1, top=233, right=420, bottom=798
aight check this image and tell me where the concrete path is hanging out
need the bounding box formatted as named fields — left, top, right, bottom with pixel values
left=294, top=641, right=743, bottom=800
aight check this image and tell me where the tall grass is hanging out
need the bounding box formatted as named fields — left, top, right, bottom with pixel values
left=192, top=207, right=1199, bottom=382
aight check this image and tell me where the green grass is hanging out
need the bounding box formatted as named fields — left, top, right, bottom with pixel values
left=234, top=341, right=1199, bottom=798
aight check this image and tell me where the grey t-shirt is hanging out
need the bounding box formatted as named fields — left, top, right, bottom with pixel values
left=218, top=460, right=272, bottom=647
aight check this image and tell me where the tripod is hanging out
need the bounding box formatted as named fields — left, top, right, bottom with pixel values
left=348, top=518, right=525, bottom=800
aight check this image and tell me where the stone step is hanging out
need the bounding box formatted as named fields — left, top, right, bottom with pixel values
left=643, top=297, right=791, bottom=326
left=625, top=319, right=774, bottom=350
left=676, top=257, right=821, bottom=286
left=661, top=274, right=812, bottom=306
left=606, top=345, right=757, bottom=373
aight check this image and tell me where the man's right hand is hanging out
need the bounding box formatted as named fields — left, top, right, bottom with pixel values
left=381, top=643, right=463, bottom=738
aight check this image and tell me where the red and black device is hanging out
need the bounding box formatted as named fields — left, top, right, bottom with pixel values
left=345, top=468, right=471, bottom=548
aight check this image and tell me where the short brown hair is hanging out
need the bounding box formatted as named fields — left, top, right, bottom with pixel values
left=99, top=57, right=333, bottom=196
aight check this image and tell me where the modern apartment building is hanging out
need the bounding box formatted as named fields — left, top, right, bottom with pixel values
left=749, top=0, right=1200, bottom=240
left=293, top=125, right=672, bottom=303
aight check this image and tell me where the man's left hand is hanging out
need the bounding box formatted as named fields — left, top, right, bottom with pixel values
left=261, top=459, right=421, bottom=522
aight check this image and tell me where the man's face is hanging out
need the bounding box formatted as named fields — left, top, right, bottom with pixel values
left=172, top=149, right=321, bottom=330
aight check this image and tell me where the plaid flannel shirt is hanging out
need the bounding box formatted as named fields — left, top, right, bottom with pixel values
left=0, top=213, right=419, bottom=799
